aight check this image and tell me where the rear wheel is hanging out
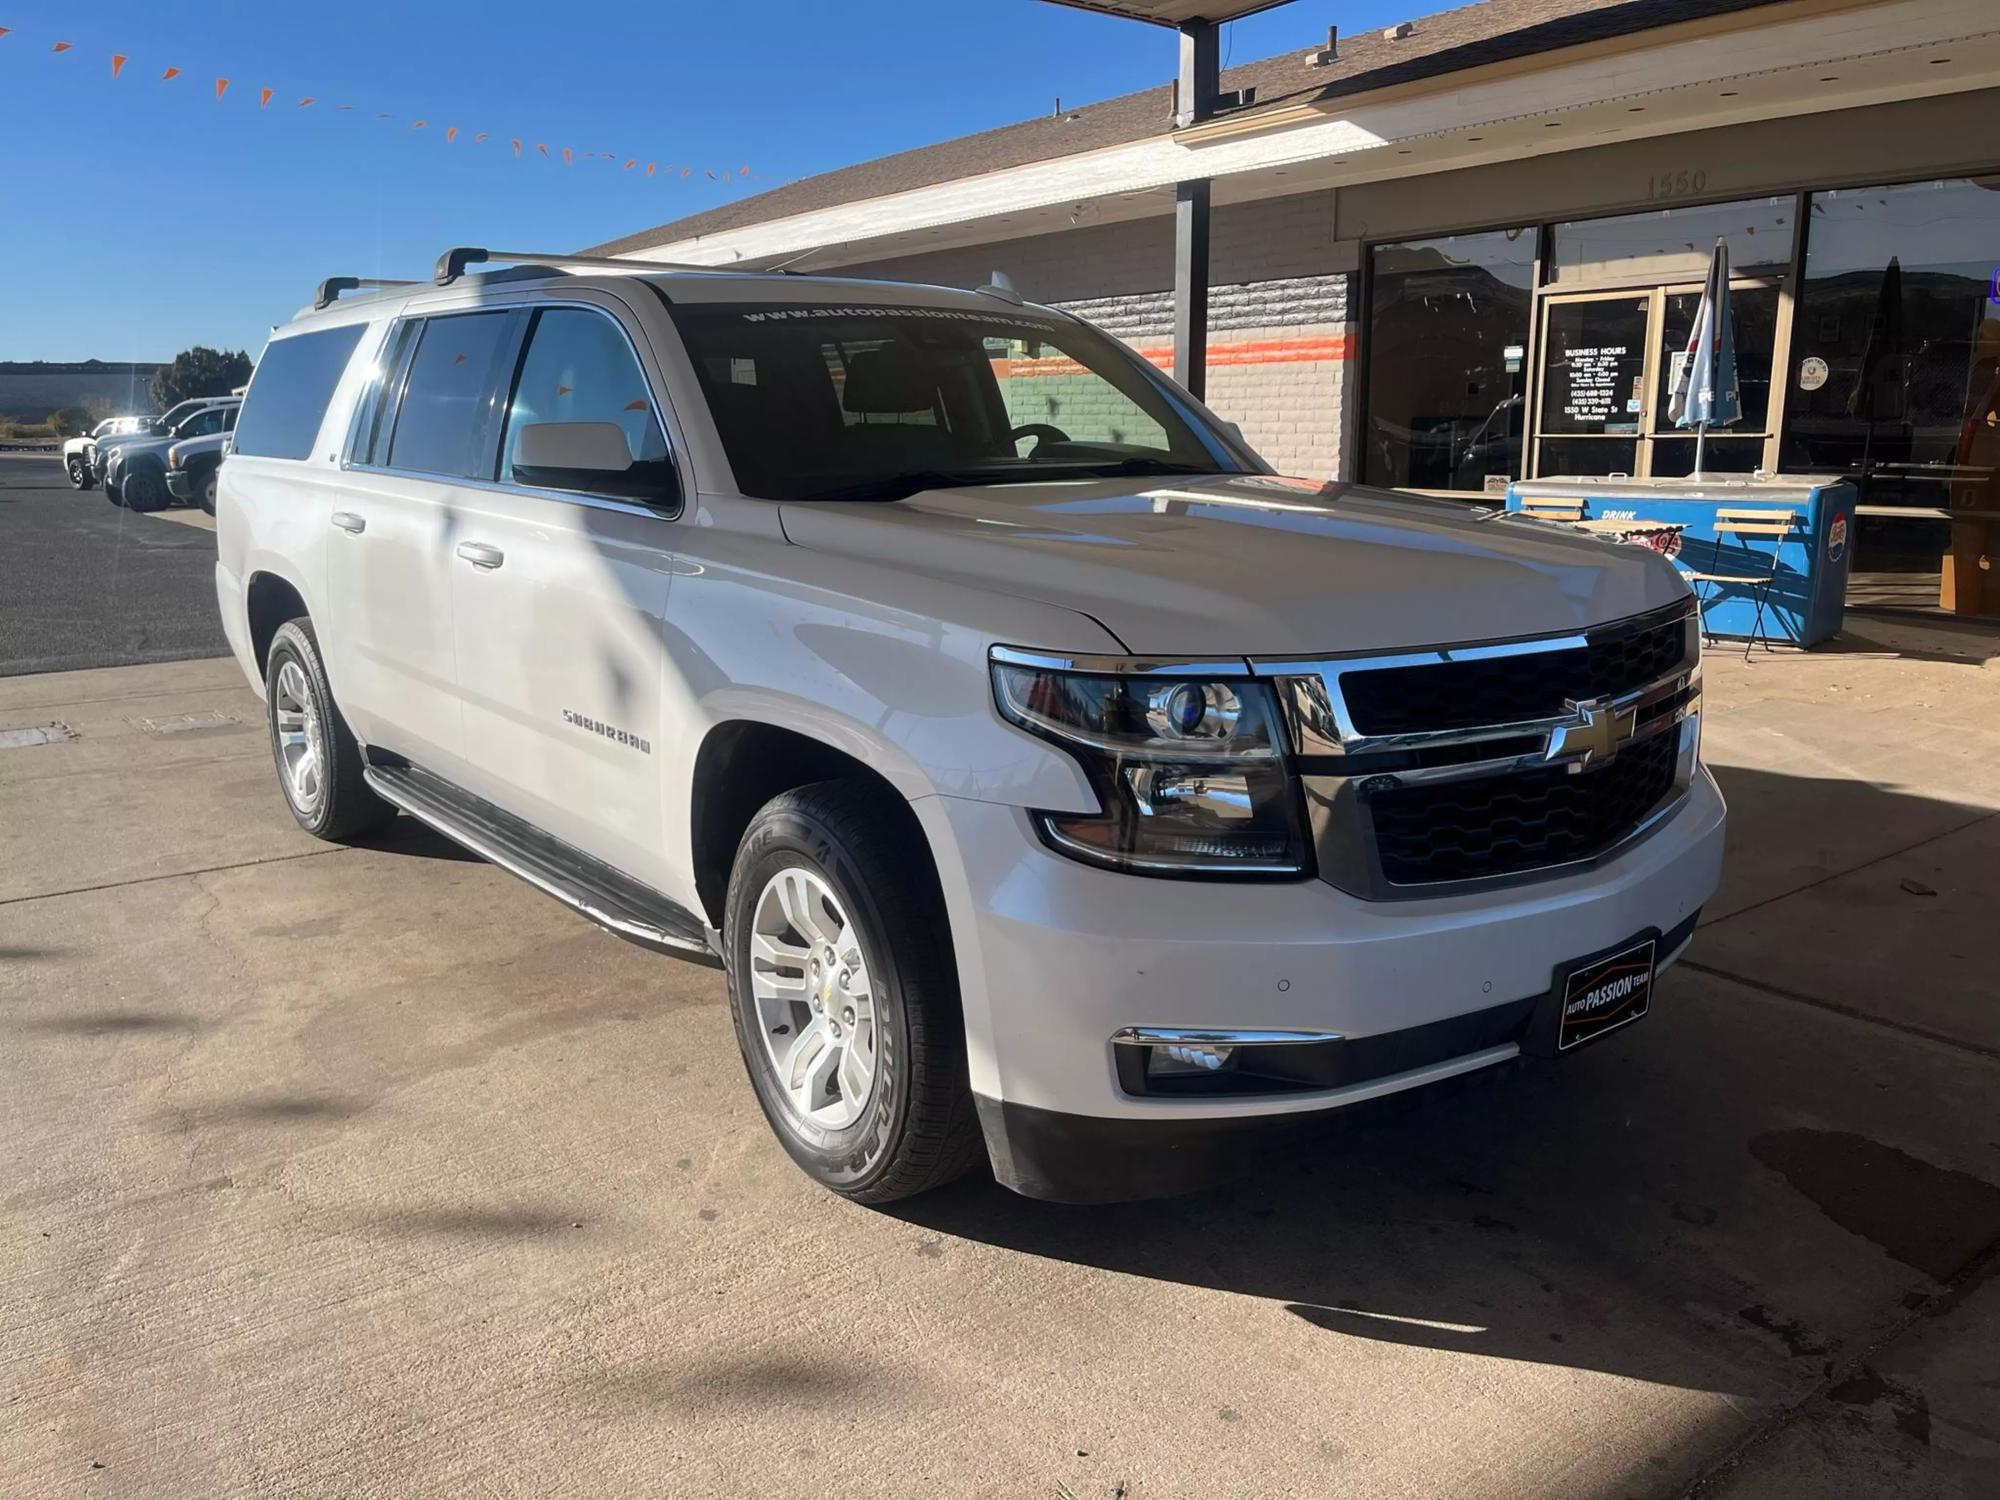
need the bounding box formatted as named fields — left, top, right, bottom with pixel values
left=264, top=619, right=397, bottom=842
left=724, top=781, right=981, bottom=1204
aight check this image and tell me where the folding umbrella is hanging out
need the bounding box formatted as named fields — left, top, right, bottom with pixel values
left=1668, top=238, right=1742, bottom=476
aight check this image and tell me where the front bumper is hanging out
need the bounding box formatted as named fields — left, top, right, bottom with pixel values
left=165, top=467, right=197, bottom=501
left=918, top=768, right=1726, bottom=1201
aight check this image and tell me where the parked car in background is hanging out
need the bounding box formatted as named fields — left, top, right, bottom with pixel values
left=165, top=429, right=230, bottom=514
left=216, top=250, right=1722, bottom=1206
left=101, top=398, right=239, bottom=510
left=62, top=415, right=153, bottom=489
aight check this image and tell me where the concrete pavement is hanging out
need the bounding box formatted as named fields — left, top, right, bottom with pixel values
left=3, top=619, right=1998, bottom=1497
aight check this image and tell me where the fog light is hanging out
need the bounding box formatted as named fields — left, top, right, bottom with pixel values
left=1155, top=1042, right=1235, bottom=1075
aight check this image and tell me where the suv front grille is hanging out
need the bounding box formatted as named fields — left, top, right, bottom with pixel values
left=1263, top=604, right=1701, bottom=899
left=1339, top=611, right=1692, bottom=735
left=1367, top=729, right=1681, bottom=885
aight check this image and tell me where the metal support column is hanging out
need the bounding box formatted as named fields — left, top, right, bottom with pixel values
left=1174, top=179, right=1212, bottom=400
left=1173, top=20, right=1218, bottom=400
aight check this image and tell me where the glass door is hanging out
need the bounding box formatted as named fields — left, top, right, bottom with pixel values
left=1534, top=293, right=1653, bottom=478
left=1532, top=281, right=1784, bottom=479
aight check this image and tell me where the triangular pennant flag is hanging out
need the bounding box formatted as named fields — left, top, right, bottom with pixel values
left=705, top=169, right=717, bottom=180
left=111, top=55, right=128, bottom=77
left=0, top=28, right=11, bottom=40
left=510, top=138, right=522, bottom=156
left=411, top=119, right=427, bottom=129
left=624, top=159, right=635, bottom=170
left=376, top=111, right=391, bottom=119
left=645, top=163, right=656, bottom=177
left=51, top=40, right=73, bottom=53
left=473, top=131, right=488, bottom=143
left=680, top=167, right=691, bottom=178
left=536, top=143, right=550, bottom=158
left=623, top=398, right=646, bottom=411
left=161, top=67, right=181, bottom=81
left=259, top=87, right=273, bottom=108
left=561, top=147, right=573, bottom=165
left=556, top=384, right=573, bottom=396
left=740, top=165, right=749, bottom=176
left=446, top=126, right=458, bottom=143
left=215, top=78, right=229, bottom=100
left=298, top=97, right=315, bottom=107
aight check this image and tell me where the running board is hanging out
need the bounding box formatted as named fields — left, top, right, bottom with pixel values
left=364, top=763, right=718, bottom=965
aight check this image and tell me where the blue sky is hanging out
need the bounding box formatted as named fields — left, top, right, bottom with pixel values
left=1, top=0, right=1405, bottom=362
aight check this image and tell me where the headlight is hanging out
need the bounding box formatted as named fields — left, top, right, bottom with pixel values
left=992, top=658, right=1311, bottom=877
left=166, top=447, right=182, bottom=470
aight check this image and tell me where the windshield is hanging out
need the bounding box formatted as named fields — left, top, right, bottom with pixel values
left=669, top=300, right=1245, bottom=501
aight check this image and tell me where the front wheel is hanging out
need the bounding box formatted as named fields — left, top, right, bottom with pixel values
left=724, top=781, right=981, bottom=1204
left=121, top=465, right=167, bottom=512
left=264, top=619, right=397, bottom=842
left=66, top=455, right=92, bottom=489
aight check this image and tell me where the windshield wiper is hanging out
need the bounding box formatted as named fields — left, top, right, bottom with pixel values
left=794, top=469, right=1030, bottom=503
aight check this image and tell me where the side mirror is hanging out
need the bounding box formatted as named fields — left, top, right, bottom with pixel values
left=513, top=422, right=679, bottom=508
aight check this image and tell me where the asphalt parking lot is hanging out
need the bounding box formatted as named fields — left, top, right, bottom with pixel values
left=2, top=506, right=1998, bottom=1495
left=0, top=453, right=228, bottom=677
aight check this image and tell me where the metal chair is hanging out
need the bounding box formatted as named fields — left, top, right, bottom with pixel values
left=1679, top=507, right=1797, bottom=660
left=1519, top=497, right=1588, bottom=523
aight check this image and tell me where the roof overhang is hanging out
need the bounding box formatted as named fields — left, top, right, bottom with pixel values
left=1034, top=0, right=1296, bottom=25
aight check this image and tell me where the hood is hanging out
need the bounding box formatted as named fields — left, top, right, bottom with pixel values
left=778, top=475, right=1690, bottom=658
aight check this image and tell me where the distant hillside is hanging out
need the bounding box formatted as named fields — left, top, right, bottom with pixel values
left=0, top=361, right=167, bottom=419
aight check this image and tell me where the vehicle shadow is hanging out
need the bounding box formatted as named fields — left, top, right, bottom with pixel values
left=889, top=763, right=2000, bottom=1403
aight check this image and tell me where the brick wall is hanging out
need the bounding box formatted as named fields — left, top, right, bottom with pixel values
left=842, top=191, right=1355, bottom=479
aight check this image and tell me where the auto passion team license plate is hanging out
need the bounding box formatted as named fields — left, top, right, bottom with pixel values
left=1557, top=937, right=1657, bottom=1051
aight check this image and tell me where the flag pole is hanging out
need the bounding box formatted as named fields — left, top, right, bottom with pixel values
left=1694, top=420, right=1706, bottom=479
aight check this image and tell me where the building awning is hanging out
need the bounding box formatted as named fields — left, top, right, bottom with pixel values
left=1037, top=1, right=1294, bottom=25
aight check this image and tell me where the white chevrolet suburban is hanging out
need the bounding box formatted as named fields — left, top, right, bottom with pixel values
left=216, top=249, right=1725, bottom=1204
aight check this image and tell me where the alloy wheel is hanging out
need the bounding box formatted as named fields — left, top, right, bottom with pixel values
left=272, top=659, right=325, bottom=814
left=749, top=866, right=879, bottom=1129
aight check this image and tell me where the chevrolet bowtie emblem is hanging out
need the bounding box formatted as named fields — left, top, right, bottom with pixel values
left=1545, top=696, right=1637, bottom=767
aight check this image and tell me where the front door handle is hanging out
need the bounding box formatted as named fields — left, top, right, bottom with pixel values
left=456, top=541, right=505, bottom=570
left=330, top=511, right=366, bottom=534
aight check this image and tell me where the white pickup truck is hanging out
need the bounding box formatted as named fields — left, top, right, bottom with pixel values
left=214, top=250, right=1724, bottom=1204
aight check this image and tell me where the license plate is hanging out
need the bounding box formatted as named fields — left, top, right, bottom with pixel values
left=1557, top=937, right=1657, bottom=1051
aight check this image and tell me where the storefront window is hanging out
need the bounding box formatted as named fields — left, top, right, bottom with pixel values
left=1364, top=227, right=1535, bottom=491
left=1550, top=196, right=1794, bottom=285
left=1781, top=178, right=2000, bottom=610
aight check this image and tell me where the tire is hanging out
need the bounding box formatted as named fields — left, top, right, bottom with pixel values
left=103, top=474, right=124, bottom=507
left=198, top=469, right=219, bottom=515
left=66, top=454, right=92, bottom=489
left=724, top=780, right=981, bottom=1204
left=263, top=618, right=397, bottom=842
left=121, top=464, right=167, bottom=512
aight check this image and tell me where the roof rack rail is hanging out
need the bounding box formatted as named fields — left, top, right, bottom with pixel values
left=432, top=246, right=721, bottom=285
left=314, top=276, right=418, bottom=311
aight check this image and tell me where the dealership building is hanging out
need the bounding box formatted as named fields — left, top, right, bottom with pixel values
left=595, top=0, right=1999, bottom=618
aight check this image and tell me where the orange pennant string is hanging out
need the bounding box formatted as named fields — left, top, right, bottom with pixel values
left=259, top=87, right=273, bottom=108
left=111, top=54, right=128, bottom=77
left=739, top=164, right=749, bottom=176
left=510, top=138, right=522, bottom=155
left=215, top=78, right=229, bottom=99
left=446, top=126, right=458, bottom=143
left=51, top=40, right=73, bottom=53
left=160, top=67, right=181, bottom=81
left=680, top=167, right=691, bottom=178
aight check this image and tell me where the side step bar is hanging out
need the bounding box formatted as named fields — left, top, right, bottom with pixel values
left=364, top=762, right=719, bottom=965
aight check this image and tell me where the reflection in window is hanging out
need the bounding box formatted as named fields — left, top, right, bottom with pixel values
left=500, top=308, right=668, bottom=483
left=1364, top=227, right=1534, bottom=491
left=1551, top=196, right=1793, bottom=284
left=1655, top=283, right=1779, bottom=434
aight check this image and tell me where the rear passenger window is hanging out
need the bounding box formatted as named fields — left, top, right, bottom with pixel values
left=388, top=312, right=518, bottom=479
left=499, top=308, right=669, bottom=485
left=232, top=324, right=366, bottom=460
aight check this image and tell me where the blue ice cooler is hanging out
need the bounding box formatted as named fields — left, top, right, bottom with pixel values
left=1504, top=475, right=1857, bottom=648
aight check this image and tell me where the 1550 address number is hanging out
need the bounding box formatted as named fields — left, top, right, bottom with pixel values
left=1648, top=168, right=1710, bottom=202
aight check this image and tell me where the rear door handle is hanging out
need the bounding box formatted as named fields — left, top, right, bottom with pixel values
left=456, top=541, right=505, bottom=570
left=330, top=511, right=366, bottom=534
